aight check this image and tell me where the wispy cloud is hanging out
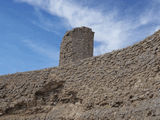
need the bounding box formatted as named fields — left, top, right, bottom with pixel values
left=23, top=39, right=59, bottom=61
left=153, top=0, right=160, bottom=3
left=31, top=8, right=63, bottom=36
left=15, top=0, right=160, bottom=55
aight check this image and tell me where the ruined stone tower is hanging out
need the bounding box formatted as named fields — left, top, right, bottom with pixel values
left=59, top=26, right=94, bottom=66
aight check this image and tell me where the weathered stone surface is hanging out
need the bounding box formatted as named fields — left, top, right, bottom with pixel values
left=0, top=29, right=160, bottom=120
left=59, top=26, right=94, bottom=66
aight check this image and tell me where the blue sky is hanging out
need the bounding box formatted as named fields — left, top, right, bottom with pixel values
left=0, top=0, right=160, bottom=75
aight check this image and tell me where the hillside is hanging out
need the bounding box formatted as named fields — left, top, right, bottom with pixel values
left=0, top=29, right=160, bottom=120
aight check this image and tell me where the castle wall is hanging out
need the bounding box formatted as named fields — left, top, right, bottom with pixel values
left=0, top=30, right=160, bottom=119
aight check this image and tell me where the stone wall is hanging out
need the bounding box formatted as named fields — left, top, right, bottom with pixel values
left=59, top=27, right=94, bottom=66
left=0, top=29, right=160, bottom=120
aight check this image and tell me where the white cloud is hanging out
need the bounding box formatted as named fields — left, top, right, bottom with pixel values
left=16, top=0, right=160, bottom=55
left=31, top=8, right=63, bottom=36
left=154, top=26, right=160, bottom=32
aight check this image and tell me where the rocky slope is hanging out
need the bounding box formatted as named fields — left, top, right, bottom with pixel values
left=0, top=30, right=160, bottom=120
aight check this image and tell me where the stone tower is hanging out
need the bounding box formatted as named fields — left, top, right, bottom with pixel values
left=59, top=26, right=94, bottom=66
